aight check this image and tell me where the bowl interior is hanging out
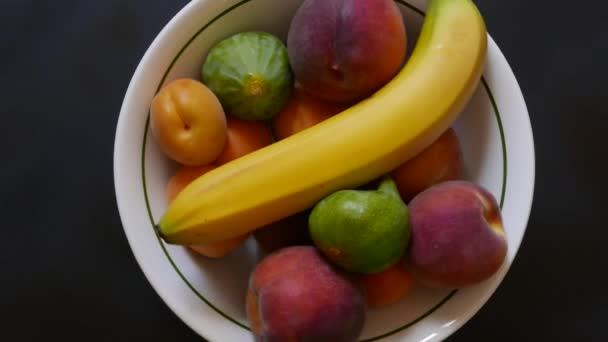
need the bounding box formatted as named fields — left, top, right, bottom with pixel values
left=115, top=0, right=534, bottom=341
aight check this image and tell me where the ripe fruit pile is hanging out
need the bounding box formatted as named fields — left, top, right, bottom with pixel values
left=149, top=0, right=506, bottom=340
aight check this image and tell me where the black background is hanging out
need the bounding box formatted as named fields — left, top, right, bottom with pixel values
left=2, top=0, right=607, bottom=341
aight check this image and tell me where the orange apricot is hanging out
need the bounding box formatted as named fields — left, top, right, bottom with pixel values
left=172, top=116, right=273, bottom=257
left=188, top=234, right=250, bottom=258
left=361, top=261, right=415, bottom=308
left=166, top=164, right=248, bottom=258
left=272, top=87, right=345, bottom=140
left=215, top=116, right=273, bottom=165
left=150, top=78, right=227, bottom=166
left=166, top=164, right=215, bottom=204
left=391, top=127, right=464, bottom=203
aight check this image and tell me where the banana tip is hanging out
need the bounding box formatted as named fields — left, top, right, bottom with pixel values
left=154, top=223, right=166, bottom=240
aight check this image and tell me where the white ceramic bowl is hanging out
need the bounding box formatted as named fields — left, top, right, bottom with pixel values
left=114, top=0, right=535, bottom=340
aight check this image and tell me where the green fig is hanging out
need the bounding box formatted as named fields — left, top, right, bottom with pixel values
left=201, top=31, right=293, bottom=121
left=309, top=176, right=410, bottom=274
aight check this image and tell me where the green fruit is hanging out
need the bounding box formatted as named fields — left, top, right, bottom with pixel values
left=309, top=176, right=410, bottom=274
left=201, top=31, right=293, bottom=121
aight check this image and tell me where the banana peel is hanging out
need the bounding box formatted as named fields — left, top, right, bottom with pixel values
left=158, top=0, right=487, bottom=245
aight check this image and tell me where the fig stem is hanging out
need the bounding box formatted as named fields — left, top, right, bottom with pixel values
left=377, top=176, right=400, bottom=198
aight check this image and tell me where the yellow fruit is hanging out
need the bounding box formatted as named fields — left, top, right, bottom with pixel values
left=158, top=0, right=487, bottom=245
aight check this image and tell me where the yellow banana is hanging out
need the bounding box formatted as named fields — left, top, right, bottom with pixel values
left=158, top=0, right=487, bottom=245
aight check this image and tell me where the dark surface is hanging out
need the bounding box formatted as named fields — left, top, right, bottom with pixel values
left=2, top=0, right=606, bottom=341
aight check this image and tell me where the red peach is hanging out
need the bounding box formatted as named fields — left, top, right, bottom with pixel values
left=247, top=246, right=365, bottom=341
left=287, top=0, right=407, bottom=103
left=407, top=181, right=508, bottom=288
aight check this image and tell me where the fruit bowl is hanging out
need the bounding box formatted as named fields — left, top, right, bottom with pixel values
left=113, top=0, right=535, bottom=341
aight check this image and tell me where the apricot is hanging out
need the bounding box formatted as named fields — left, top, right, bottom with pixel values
left=150, top=78, right=227, bottom=166
left=174, top=116, right=273, bottom=257
left=407, top=181, right=508, bottom=288
left=272, top=87, right=345, bottom=140
left=166, top=165, right=249, bottom=258
left=287, top=0, right=407, bottom=103
left=215, top=116, right=273, bottom=165
left=166, top=164, right=215, bottom=204
left=360, top=261, right=415, bottom=308
left=247, top=246, right=365, bottom=341
left=391, top=127, right=464, bottom=202
left=188, top=235, right=250, bottom=258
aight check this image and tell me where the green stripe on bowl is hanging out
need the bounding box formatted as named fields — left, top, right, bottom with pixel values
left=139, top=0, right=508, bottom=340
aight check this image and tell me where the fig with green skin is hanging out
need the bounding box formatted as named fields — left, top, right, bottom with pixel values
left=201, top=31, right=293, bottom=121
left=309, top=176, right=410, bottom=274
